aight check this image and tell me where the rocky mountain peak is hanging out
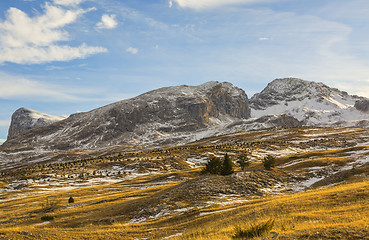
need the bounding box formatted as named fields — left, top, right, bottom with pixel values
left=250, top=78, right=349, bottom=110
left=250, top=78, right=369, bottom=127
left=3, top=81, right=250, bottom=151
left=7, top=107, right=65, bottom=139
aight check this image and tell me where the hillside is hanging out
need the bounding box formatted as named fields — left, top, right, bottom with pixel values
left=250, top=78, right=369, bottom=127
left=1, top=126, right=368, bottom=239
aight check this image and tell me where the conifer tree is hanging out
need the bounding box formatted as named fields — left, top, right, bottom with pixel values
left=263, top=155, right=276, bottom=170
left=221, top=153, right=234, bottom=175
left=202, top=156, right=222, bottom=174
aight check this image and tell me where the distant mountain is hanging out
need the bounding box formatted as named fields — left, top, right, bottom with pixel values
left=7, top=108, right=65, bottom=139
left=3, top=78, right=369, bottom=170
left=2, top=81, right=250, bottom=151
left=250, top=78, right=369, bottom=127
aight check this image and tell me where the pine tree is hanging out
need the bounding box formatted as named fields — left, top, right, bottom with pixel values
left=202, top=156, right=223, bottom=174
left=263, top=155, right=276, bottom=170
left=221, top=153, right=234, bottom=175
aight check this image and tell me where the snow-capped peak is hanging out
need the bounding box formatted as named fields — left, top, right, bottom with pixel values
left=250, top=78, right=369, bottom=126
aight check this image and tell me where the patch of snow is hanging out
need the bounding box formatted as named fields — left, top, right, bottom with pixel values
left=293, top=176, right=325, bottom=191
left=129, top=217, right=147, bottom=224
left=185, top=156, right=208, bottom=168
left=35, top=221, right=50, bottom=225
left=163, top=233, right=183, bottom=239
left=199, top=206, right=238, bottom=216
left=174, top=207, right=194, bottom=212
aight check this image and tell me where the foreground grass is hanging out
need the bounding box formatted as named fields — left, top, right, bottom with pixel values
left=172, top=179, right=369, bottom=239
left=0, top=174, right=368, bottom=239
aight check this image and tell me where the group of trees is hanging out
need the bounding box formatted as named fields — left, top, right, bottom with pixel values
left=202, top=154, right=235, bottom=175
left=202, top=153, right=276, bottom=175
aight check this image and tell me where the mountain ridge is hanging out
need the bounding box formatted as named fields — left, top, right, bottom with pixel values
left=2, top=78, right=369, bottom=170
left=2, top=81, right=250, bottom=151
left=250, top=78, right=369, bottom=126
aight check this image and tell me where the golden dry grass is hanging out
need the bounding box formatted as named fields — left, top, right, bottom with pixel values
left=1, top=127, right=369, bottom=239
left=0, top=172, right=368, bottom=239
left=171, top=180, right=369, bottom=239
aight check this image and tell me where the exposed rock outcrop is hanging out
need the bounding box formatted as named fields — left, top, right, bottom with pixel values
left=7, top=108, right=65, bottom=139
left=250, top=78, right=369, bottom=126
left=2, top=81, right=250, bottom=151
left=354, top=99, right=369, bottom=113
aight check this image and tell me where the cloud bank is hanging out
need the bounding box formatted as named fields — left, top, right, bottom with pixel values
left=0, top=3, right=107, bottom=64
left=0, top=72, right=82, bottom=101
left=53, top=0, right=86, bottom=7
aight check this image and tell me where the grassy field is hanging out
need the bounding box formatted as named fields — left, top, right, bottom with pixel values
left=0, top=173, right=368, bottom=239
left=1, top=127, right=369, bottom=239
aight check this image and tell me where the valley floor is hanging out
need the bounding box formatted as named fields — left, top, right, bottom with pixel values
left=1, top=127, right=369, bottom=239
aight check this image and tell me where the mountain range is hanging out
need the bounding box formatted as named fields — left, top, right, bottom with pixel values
left=1, top=78, right=369, bottom=169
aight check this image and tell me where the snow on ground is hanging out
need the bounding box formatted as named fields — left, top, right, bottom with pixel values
left=35, top=221, right=51, bottom=226
left=199, top=206, right=239, bottom=217
left=293, top=177, right=326, bottom=191
left=28, top=109, right=66, bottom=124
left=185, top=156, right=208, bottom=168
left=251, top=95, right=369, bottom=126
left=163, top=233, right=183, bottom=239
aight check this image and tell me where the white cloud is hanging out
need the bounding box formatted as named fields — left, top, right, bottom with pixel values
left=0, top=44, right=107, bottom=64
left=126, top=47, right=138, bottom=54
left=169, top=0, right=276, bottom=10
left=53, top=0, right=86, bottom=6
left=0, top=139, right=6, bottom=145
left=0, top=3, right=106, bottom=64
left=96, top=14, right=118, bottom=29
left=0, top=71, right=133, bottom=102
left=0, top=73, right=82, bottom=101
left=259, top=37, right=269, bottom=41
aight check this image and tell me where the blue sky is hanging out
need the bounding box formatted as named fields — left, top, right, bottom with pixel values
left=0, top=0, right=369, bottom=143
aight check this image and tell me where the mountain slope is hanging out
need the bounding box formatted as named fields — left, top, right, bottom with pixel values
left=2, top=81, right=250, bottom=151
left=250, top=78, right=369, bottom=126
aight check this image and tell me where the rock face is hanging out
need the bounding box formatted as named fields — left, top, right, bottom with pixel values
left=7, top=108, right=65, bottom=139
left=250, top=78, right=349, bottom=110
left=354, top=99, right=369, bottom=113
left=254, top=114, right=302, bottom=128
left=3, top=81, right=250, bottom=150
left=250, top=78, right=369, bottom=126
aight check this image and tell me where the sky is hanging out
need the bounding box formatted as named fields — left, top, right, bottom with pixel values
left=0, top=0, right=369, bottom=143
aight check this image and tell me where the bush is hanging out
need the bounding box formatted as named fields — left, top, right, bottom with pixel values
left=237, top=153, right=250, bottom=171
left=221, top=153, right=234, bottom=176
left=41, top=198, right=61, bottom=212
left=68, top=197, right=74, bottom=204
left=41, top=215, right=54, bottom=221
left=202, top=156, right=223, bottom=174
left=232, top=219, right=274, bottom=239
left=263, top=155, right=276, bottom=170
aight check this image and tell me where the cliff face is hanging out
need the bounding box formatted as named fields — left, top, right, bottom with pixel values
left=3, top=81, right=250, bottom=150
left=7, top=108, right=65, bottom=139
left=354, top=99, right=369, bottom=113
